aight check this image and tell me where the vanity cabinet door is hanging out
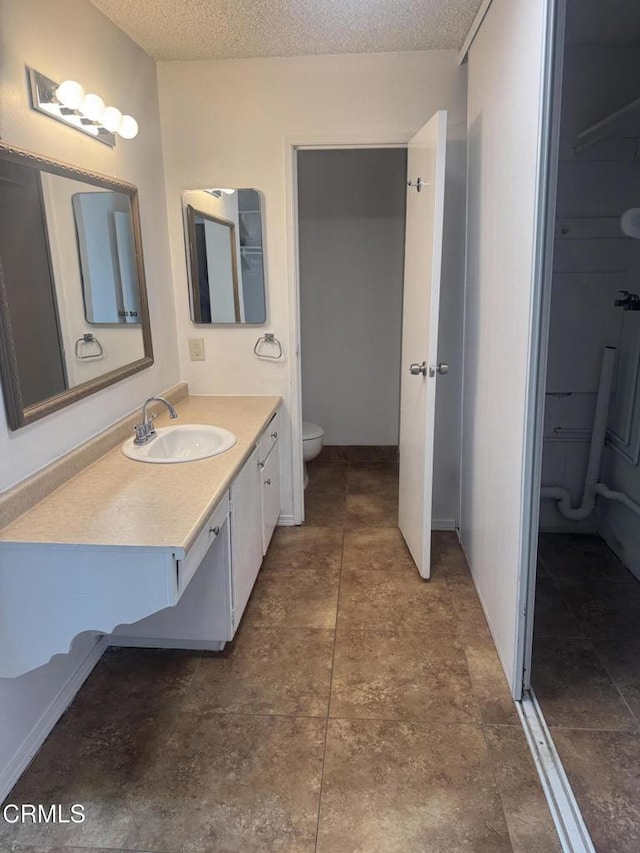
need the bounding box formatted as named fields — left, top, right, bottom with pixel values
left=261, top=440, right=281, bottom=554
left=109, top=515, right=233, bottom=648
left=230, top=444, right=263, bottom=628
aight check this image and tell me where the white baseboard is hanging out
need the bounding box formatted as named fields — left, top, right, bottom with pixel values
left=0, top=635, right=107, bottom=802
left=432, top=518, right=457, bottom=531
left=278, top=515, right=456, bottom=530
left=108, top=636, right=224, bottom=651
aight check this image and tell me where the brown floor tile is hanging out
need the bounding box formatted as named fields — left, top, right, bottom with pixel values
left=72, top=647, right=202, bottom=716
left=309, top=447, right=350, bottom=465
left=184, top=627, right=334, bottom=717
left=337, top=565, right=458, bottom=636
left=123, top=713, right=325, bottom=853
left=0, top=709, right=167, bottom=849
left=5, top=849, right=146, bottom=853
left=552, top=728, right=640, bottom=853
left=483, top=725, right=562, bottom=853
left=317, top=718, right=512, bottom=853
left=330, top=628, right=478, bottom=723
left=532, top=637, right=637, bottom=731
left=345, top=492, right=399, bottom=527
left=0, top=649, right=201, bottom=850
left=435, top=538, right=473, bottom=579
left=539, top=533, right=636, bottom=583
left=342, top=527, right=416, bottom=574
left=431, top=530, right=459, bottom=555
left=553, top=577, right=640, bottom=639
left=594, top=636, right=640, bottom=724
left=306, top=464, right=348, bottom=495
left=243, top=563, right=339, bottom=629
left=347, top=446, right=398, bottom=466
left=463, top=636, right=519, bottom=724
left=263, top=526, right=343, bottom=573
left=347, top=464, right=399, bottom=496
left=303, top=491, right=346, bottom=527
left=446, top=574, right=492, bottom=639
left=533, top=576, right=585, bottom=639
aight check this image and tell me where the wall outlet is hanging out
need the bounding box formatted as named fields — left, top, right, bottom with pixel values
left=189, top=337, right=205, bottom=361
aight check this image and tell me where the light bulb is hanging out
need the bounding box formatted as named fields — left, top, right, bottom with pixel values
left=82, top=93, right=105, bottom=121
left=118, top=115, right=138, bottom=139
left=102, top=106, right=123, bottom=133
left=55, top=80, right=85, bottom=110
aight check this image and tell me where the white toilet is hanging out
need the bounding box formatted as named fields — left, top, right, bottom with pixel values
left=302, top=421, right=324, bottom=488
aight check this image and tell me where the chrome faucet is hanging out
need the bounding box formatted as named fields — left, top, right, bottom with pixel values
left=133, top=396, right=178, bottom=445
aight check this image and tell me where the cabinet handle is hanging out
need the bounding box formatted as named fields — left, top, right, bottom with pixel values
left=264, top=478, right=272, bottom=486
left=258, top=460, right=265, bottom=469
left=271, top=431, right=278, bottom=439
left=209, top=525, right=220, bottom=536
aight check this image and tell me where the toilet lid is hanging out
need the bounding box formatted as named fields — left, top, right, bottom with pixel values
left=303, top=422, right=324, bottom=441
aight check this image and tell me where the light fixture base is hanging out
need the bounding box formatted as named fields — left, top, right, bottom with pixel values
left=28, top=68, right=117, bottom=148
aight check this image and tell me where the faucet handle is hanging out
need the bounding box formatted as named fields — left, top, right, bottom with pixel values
left=133, top=422, right=148, bottom=444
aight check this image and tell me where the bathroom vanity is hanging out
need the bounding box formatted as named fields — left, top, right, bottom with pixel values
left=0, top=395, right=281, bottom=678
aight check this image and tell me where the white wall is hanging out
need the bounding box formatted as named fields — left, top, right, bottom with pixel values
left=540, top=42, right=640, bottom=534
left=462, top=0, right=550, bottom=690
left=158, top=50, right=467, bottom=525
left=298, top=148, right=406, bottom=447
left=0, top=0, right=179, bottom=493
left=0, top=0, right=177, bottom=797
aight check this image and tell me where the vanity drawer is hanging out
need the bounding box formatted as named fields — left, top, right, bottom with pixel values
left=177, top=491, right=230, bottom=597
left=259, top=410, right=281, bottom=463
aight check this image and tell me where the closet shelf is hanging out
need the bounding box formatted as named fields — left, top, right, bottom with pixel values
left=574, top=95, right=640, bottom=154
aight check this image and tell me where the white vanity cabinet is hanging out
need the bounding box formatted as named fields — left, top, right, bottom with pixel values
left=0, top=401, right=283, bottom=677
left=229, top=444, right=263, bottom=626
left=259, top=410, right=281, bottom=554
left=110, top=494, right=233, bottom=649
left=112, top=410, right=281, bottom=651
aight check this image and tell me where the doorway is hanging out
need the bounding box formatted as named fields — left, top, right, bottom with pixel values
left=522, top=0, right=640, bottom=849
left=296, top=146, right=407, bottom=522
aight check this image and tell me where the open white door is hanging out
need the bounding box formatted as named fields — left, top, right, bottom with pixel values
left=398, top=111, right=448, bottom=579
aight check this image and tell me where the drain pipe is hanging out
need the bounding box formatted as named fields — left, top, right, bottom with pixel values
left=539, top=346, right=640, bottom=520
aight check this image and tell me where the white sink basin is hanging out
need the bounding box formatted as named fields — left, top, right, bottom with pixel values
left=122, top=424, right=237, bottom=463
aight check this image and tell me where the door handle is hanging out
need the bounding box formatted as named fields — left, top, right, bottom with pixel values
left=409, top=362, right=427, bottom=376
left=429, top=363, right=449, bottom=377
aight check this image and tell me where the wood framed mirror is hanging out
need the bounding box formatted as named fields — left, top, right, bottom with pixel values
left=0, top=142, right=153, bottom=430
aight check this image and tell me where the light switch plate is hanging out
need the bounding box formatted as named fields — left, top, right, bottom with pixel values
left=189, top=337, right=205, bottom=361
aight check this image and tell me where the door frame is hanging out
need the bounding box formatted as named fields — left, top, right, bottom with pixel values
left=284, top=132, right=411, bottom=524
left=515, top=0, right=566, bottom=697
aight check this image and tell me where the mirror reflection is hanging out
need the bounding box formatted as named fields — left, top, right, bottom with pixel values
left=72, top=190, right=141, bottom=324
left=0, top=144, right=152, bottom=430
left=183, top=188, right=266, bottom=324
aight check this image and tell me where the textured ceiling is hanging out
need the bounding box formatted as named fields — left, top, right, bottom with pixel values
left=89, top=0, right=483, bottom=61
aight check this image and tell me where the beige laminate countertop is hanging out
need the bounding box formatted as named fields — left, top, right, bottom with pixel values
left=0, top=395, right=281, bottom=553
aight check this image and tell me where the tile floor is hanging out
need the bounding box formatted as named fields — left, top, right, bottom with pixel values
left=1, top=450, right=560, bottom=853
left=534, top=533, right=640, bottom=853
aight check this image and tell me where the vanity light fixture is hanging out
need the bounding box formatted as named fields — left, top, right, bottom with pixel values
left=28, top=68, right=139, bottom=148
